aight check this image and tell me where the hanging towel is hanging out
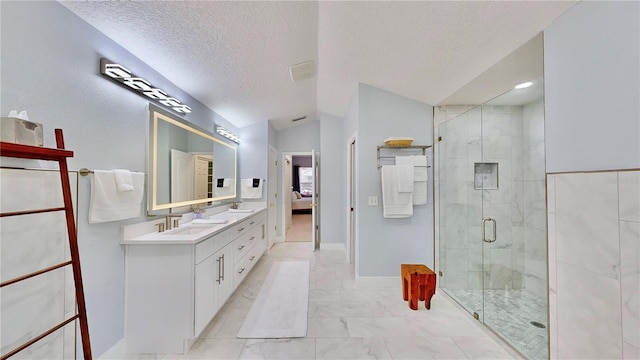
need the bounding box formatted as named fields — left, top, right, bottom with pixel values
left=381, top=165, right=413, bottom=218
left=217, top=178, right=224, bottom=188
left=113, top=169, right=134, bottom=192
left=223, top=178, right=231, bottom=187
left=396, top=165, right=414, bottom=193
left=411, top=155, right=428, bottom=181
left=241, top=178, right=263, bottom=199
left=89, top=170, right=145, bottom=223
left=413, top=180, right=428, bottom=205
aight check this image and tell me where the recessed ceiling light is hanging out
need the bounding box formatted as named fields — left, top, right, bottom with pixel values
left=514, top=81, right=533, bottom=89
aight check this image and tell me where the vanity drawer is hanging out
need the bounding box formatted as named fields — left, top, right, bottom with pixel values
left=233, top=220, right=251, bottom=238
left=195, top=229, right=232, bottom=264
left=245, top=212, right=266, bottom=228
left=234, top=235, right=248, bottom=260
left=234, top=255, right=248, bottom=285
left=246, top=240, right=265, bottom=272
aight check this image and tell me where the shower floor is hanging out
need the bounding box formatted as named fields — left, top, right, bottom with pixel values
left=445, top=288, right=548, bottom=360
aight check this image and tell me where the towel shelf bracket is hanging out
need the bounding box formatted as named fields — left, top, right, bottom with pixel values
left=377, top=145, right=432, bottom=169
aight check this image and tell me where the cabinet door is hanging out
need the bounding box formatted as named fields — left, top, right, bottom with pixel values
left=216, top=242, right=235, bottom=306
left=194, top=254, right=217, bottom=335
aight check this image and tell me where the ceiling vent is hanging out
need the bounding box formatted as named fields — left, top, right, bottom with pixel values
left=289, top=61, right=314, bottom=82
left=291, top=116, right=307, bottom=122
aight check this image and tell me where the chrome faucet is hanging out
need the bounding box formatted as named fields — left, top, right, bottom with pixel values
left=165, top=214, right=182, bottom=230
left=230, top=201, right=242, bottom=210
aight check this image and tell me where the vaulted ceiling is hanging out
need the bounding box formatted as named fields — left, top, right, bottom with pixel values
left=60, top=1, right=576, bottom=130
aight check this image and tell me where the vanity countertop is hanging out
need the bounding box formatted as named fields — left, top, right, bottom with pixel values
left=121, top=206, right=266, bottom=245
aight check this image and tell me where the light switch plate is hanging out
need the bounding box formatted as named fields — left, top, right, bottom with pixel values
left=368, top=196, right=378, bottom=206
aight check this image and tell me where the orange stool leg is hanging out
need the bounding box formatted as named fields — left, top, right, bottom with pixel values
left=408, top=272, right=419, bottom=310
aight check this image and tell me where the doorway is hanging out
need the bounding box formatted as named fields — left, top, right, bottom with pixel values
left=281, top=151, right=319, bottom=250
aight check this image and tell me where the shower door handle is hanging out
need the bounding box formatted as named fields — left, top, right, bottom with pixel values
left=482, top=217, right=496, bottom=243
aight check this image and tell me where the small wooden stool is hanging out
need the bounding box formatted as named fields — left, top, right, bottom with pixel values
left=401, top=264, right=436, bottom=310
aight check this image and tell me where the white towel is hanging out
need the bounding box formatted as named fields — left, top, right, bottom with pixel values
left=413, top=180, right=428, bottom=205
left=89, top=170, right=145, bottom=223
left=396, top=165, right=414, bottom=193
left=411, top=155, right=427, bottom=167
left=241, top=178, right=263, bottom=199
left=223, top=178, right=231, bottom=187
left=381, top=166, right=413, bottom=218
left=113, top=169, right=134, bottom=191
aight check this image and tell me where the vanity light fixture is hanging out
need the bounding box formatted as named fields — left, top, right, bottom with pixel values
left=216, top=126, right=241, bottom=144
left=100, top=58, right=192, bottom=114
left=514, top=81, right=533, bottom=89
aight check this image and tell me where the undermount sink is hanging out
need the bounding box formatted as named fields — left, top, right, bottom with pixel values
left=228, top=209, right=254, bottom=213
left=164, top=225, right=213, bottom=236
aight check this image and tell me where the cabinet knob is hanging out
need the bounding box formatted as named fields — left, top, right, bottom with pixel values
left=238, top=245, right=245, bottom=251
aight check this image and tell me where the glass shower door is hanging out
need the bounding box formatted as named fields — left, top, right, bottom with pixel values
left=480, top=87, right=549, bottom=359
left=439, top=80, right=548, bottom=359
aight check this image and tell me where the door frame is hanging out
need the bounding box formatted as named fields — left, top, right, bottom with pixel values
left=267, top=145, right=278, bottom=251
left=346, top=132, right=358, bottom=266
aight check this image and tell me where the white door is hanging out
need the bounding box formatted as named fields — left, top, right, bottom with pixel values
left=311, top=149, right=319, bottom=251
left=170, top=149, right=193, bottom=212
left=267, top=146, right=277, bottom=250
left=348, top=138, right=356, bottom=264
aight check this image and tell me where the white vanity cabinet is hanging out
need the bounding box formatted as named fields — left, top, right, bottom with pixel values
left=123, top=209, right=267, bottom=354
left=193, top=232, right=234, bottom=336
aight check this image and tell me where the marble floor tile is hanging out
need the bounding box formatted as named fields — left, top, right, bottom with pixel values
left=451, top=336, right=515, bottom=359
left=315, top=337, right=391, bottom=359
left=116, top=242, right=516, bottom=360
left=383, top=336, right=468, bottom=359
left=346, top=317, right=415, bottom=337
left=164, top=339, right=245, bottom=360
left=239, top=338, right=315, bottom=360
left=306, top=317, right=349, bottom=338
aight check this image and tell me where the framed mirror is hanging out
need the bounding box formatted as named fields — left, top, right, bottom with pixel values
left=148, top=106, right=237, bottom=214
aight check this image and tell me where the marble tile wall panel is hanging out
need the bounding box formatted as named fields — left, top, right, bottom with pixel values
left=620, top=220, right=639, bottom=349
left=619, top=171, right=640, bottom=222
left=549, top=170, right=640, bottom=359
left=555, top=172, right=620, bottom=280
left=547, top=175, right=558, bottom=359
left=556, top=261, right=622, bottom=359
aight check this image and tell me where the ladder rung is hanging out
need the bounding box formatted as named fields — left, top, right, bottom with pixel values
left=0, top=207, right=66, bottom=218
left=1, top=314, right=79, bottom=360
left=0, top=260, right=73, bottom=288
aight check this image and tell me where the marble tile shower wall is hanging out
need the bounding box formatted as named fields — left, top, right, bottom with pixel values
left=439, top=104, right=546, bottom=294
left=547, top=170, right=640, bottom=359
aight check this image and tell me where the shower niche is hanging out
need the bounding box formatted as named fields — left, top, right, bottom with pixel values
left=473, top=163, right=498, bottom=190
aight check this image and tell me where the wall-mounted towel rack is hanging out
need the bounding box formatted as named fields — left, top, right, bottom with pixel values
left=79, top=168, right=144, bottom=176
left=377, top=145, right=432, bottom=168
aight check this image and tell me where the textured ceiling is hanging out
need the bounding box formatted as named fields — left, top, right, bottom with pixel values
left=60, top=1, right=576, bottom=130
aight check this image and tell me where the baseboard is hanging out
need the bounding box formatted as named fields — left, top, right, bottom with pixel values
left=319, top=243, right=346, bottom=251
left=98, top=338, right=126, bottom=359
left=355, top=275, right=401, bottom=289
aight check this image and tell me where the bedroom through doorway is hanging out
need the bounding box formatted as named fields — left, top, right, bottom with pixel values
left=284, top=153, right=313, bottom=243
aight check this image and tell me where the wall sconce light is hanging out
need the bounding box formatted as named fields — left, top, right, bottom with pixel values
left=216, top=126, right=241, bottom=144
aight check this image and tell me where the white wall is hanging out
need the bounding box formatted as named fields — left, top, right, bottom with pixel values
left=544, top=0, right=640, bottom=172
left=239, top=121, right=268, bottom=201
left=319, top=112, right=345, bottom=245
left=0, top=2, right=238, bottom=357
left=356, top=84, right=434, bottom=277
left=544, top=1, right=640, bottom=358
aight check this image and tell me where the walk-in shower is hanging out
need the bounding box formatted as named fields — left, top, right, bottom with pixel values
left=437, top=77, right=549, bottom=359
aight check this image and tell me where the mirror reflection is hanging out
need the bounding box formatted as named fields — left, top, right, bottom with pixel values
left=148, top=107, right=237, bottom=213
